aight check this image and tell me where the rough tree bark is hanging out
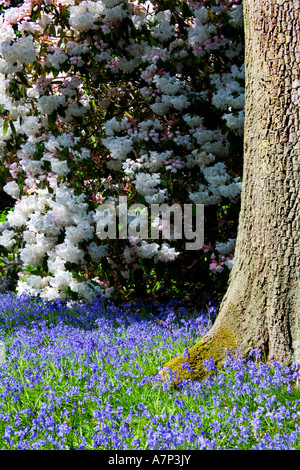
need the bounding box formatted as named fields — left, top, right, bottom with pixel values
left=162, top=0, right=300, bottom=381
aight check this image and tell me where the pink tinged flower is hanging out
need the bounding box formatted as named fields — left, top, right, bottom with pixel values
left=203, top=243, right=213, bottom=252
left=209, top=262, right=224, bottom=273
left=101, top=25, right=111, bottom=34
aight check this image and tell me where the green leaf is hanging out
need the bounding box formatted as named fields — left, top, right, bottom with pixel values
left=30, top=6, right=41, bottom=22
left=48, top=111, right=57, bottom=128
left=150, top=37, right=158, bottom=47
left=208, top=10, right=215, bottom=22
left=42, top=160, right=51, bottom=171
left=9, top=120, right=16, bottom=134
left=3, top=119, right=8, bottom=137
left=57, top=105, right=66, bottom=118
left=49, top=24, right=56, bottom=37
left=181, top=2, right=192, bottom=18
left=16, top=72, right=31, bottom=87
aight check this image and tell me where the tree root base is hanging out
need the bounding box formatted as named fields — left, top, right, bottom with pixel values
left=159, top=326, right=238, bottom=383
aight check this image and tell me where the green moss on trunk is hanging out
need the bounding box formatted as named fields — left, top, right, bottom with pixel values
left=160, top=326, right=238, bottom=382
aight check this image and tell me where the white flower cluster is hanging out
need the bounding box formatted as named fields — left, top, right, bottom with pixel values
left=215, top=238, right=236, bottom=255
left=69, top=1, right=105, bottom=32
left=8, top=183, right=107, bottom=301
left=124, top=238, right=179, bottom=264
left=223, top=110, right=244, bottom=136
left=0, top=35, right=36, bottom=74
left=150, top=94, right=190, bottom=115
left=133, top=172, right=161, bottom=196
left=37, top=95, right=62, bottom=116
left=188, top=7, right=217, bottom=49
left=150, top=10, right=175, bottom=42
left=0, top=228, right=16, bottom=250
left=211, top=64, right=245, bottom=135
left=189, top=162, right=242, bottom=206
left=69, top=0, right=129, bottom=33
left=3, top=180, right=20, bottom=199
left=0, top=0, right=244, bottom=300
left=102, top=136, right=134, bottom=170
left=229, top=4, right=244, bottom=28
left=211, top=65, right=245, bottom=111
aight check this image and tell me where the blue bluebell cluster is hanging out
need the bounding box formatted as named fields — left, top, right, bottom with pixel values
left=0, top=292, right=299, bottom=450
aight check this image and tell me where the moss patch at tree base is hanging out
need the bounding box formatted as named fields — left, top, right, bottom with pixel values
left=160, top=326, right=238, bottom=383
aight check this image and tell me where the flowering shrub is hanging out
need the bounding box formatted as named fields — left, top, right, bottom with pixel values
left=0, top=0, right=244, bottom=301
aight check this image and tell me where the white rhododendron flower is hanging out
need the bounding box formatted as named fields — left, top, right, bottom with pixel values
left=0, top=229, right=16, bottom=249
left=215, top=238, right=236, bottom=256
left=3, top=181, right=20, bottom=199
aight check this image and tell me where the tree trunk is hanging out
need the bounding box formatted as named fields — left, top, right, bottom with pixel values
left=162, top=0, right=300, bottom=381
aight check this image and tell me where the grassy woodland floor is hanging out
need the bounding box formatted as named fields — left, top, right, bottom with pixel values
left=0, top=291, right=300, bottom=450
